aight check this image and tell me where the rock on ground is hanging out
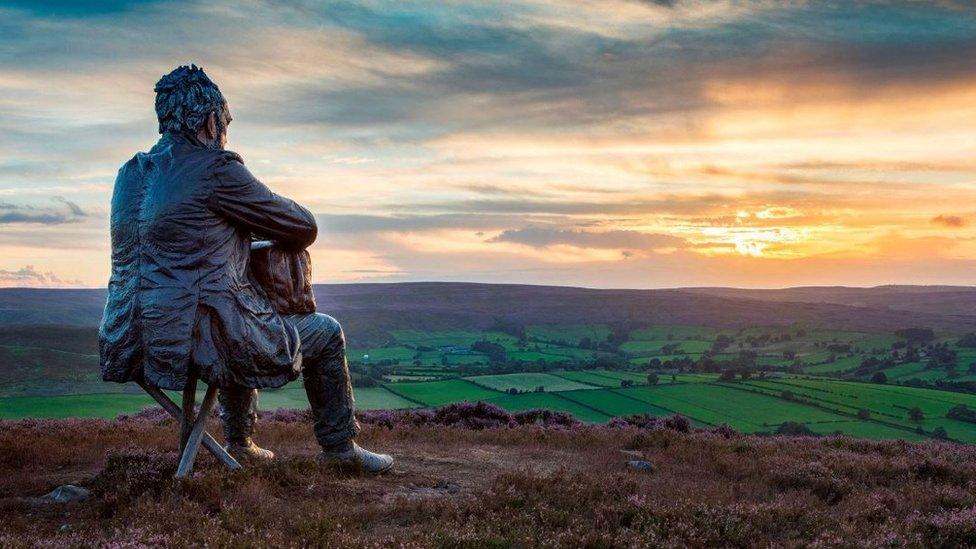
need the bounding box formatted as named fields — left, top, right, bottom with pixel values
left=41, top=485, right=91, bottom=503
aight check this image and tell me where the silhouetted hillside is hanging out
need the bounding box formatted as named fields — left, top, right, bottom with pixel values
left=3, top=283, right=976, bottom=348
left=685, top=285, right=976, bottom=316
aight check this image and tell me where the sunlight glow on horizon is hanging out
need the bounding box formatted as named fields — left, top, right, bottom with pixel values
left=2, top=1, right=976, bottom=289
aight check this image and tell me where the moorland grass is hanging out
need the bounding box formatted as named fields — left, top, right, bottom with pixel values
left=7, top=412, right=976, bottom=545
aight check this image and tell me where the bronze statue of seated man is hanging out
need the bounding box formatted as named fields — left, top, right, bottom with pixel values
left=98, top=65, right=392, bottom=473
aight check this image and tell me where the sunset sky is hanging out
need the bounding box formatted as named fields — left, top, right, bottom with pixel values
left=2, top=0, right=976, bottom=288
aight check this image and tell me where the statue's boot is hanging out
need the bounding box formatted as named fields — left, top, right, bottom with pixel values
left=319, top=441, right=393, bottom=474
left=219, top=385, right=275, bottom=463
left=226, top=439, right=275, bottom=463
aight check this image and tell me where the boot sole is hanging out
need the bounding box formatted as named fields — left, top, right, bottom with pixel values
left=319, top=457, right=393, bottom=475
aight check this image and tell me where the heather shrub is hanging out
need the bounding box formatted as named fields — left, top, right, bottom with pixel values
left=260, top=408, right=312, bottom=423
left=359, top=401, right=518, bottom=429
left=512, top=409, right=580, bottom=428
left=121, top=407, right=172, bottom=424
left=711, top=423, right=738, bottom=439
left=7, top=415, right=976, bottom=546
left=910, top=456, right=969, bottom=486
left=771, top=461, right=851, bottom=504
left=433, top=402, right=518, bottom=429
left=358, top=403, right=692, bottom=432
left=613, top=414, right=692, bottom=433
left=917, top=506, right=976, bottom=547
left=775, top=421, right=815, bottom=437
left=89, top=449, right=176, bottom=507
left=624, top=430, right=672, bottom=451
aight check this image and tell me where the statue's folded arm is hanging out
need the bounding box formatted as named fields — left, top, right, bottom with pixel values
left=249, top=240, right=316, bottom=315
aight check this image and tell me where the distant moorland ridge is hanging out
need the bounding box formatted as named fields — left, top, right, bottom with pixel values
left=3, top=283, right=976, bottom=345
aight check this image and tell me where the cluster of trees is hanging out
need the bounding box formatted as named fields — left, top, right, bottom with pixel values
left=742, top=331, right=795, bottom=348
left=902, top=378, right=976, bottom=394
left=956, top=333, right=976, bottom=348
left=774, top=422, right=814, bottom=436
left=908, top=406, right=924, bottom=422
left=577, top=337, right=620, bottom=352
left=647, top=356, right=696, bottom=371
left=928, top=344, right=958, bottom=369
left=895, top=328, right=935, bottom=345
left=471, top=340, right=506, bottom=363
left=718, top=368, right=761, bottom=381
left=947, top=404, right=976, bottom=423
left=710, top=334, right=734, bottom=353
left=489, top=319, right=526, bottom=341
left=504, top=385, right=545, bottom=395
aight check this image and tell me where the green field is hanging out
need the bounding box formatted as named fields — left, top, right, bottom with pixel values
left=0, top=385, right=420, bottom=420
left=12, top=321, right=976, bottom=444
left=801, top=355, right=863, bottom=375
left=735, top=378, right=976, bottom=442
left=465, top=373, right=595, bottom=392
left=555, top=370, right=636, bottom=387
left=390, top=329, right=517, bottom=347
left=802, top=420, right=926, bottom=440
left=0, top=393, right=157, bottom=419
left=619, top=339, right=710, bottom=357
left=260, top=384, right=419, bottom=411
left=506, top=349, right=595, bottom=363
left=559, top=389, right=677, bottom=419
left=618, top=384, right=849, bottom=431
left=384, top=379, right=500, bottom=407
left=526, top=324, right=610, bottom=345
left=629, top=326, right=717, bottom=341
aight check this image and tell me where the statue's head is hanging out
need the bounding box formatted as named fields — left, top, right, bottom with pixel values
left=154, top=65, right=231, bottom=149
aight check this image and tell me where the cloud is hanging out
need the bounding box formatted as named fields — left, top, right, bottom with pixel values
left=0, top=197, right=88, bottom=224
left=490, top=226, right=688, bottom=250
left=932, top=214, right=966, bottom=228
left=0, top=265, right=82, bottom=288
left=397, top=195, right=737, bottom=216
left=4, top=0, right=976, bottom=287
left=317, top=213, right=528, bottom=233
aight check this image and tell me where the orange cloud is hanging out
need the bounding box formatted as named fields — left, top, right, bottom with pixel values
left=932, top=215, right=966, bottom=228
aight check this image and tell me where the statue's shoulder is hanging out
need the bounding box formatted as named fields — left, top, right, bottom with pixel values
left=219, top=150, right=244, bottom=165
left=116, top=153, right=144, bottom=180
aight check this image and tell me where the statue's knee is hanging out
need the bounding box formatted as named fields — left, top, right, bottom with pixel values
left=317, top=313, right=345, bottom=349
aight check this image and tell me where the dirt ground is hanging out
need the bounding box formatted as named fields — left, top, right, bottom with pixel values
left=3, top=415, right=976, bottom=547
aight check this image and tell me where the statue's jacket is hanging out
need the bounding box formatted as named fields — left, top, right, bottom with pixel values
left=99, top=132, right=317, bottom=390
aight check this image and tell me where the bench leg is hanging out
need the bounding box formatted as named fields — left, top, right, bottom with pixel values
left=138, top=381, right=242, bottom=471
left=179, top=376, right=197, bottom=456
left=175, top=384, right=219, bottom=478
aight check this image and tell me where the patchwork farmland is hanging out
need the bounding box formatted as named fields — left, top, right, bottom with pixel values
left=8, top=283, right=976, bottom=444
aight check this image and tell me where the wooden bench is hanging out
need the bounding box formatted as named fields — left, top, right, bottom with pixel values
left=137, top=376, right=242, bottom=477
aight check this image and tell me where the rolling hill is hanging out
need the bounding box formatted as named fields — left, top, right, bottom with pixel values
left=3, top=283, right=976, bottom=344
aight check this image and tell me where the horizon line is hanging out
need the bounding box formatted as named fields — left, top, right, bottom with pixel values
left=2, top=281, right=976, bottom=292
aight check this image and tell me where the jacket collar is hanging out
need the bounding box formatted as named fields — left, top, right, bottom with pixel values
left=160, top=130, right=208, bottom=149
